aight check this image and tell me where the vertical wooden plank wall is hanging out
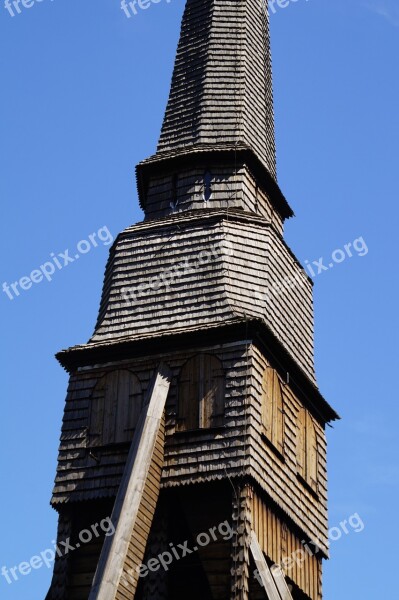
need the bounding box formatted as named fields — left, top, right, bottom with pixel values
left=250, top=490, right=321, bottom=600
left=249, top=346, right=329, bottom=556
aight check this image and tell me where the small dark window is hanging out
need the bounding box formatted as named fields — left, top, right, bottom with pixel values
left=90, top=370, right=142, bottom=446
left=178, top=354, right=225, bottom=431
left=203, top=171, right=212, bottom=201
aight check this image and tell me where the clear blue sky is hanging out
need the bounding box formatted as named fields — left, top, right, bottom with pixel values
left=0, top=0, right=398, bottom=598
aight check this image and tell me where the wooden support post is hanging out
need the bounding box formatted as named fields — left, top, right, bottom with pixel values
left=250, top=530, right=281, bottom=600
left=250, top=530, right=294, bottom=600
left=271, top=565, right=295, bottom=600
left=89, top=363, right=171, bottom=600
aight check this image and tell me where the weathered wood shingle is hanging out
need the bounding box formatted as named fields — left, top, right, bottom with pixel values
left=70, top=210, right=316, bottom=383
left=157, top=0, right=276, bottom=179
left=51, top=341, right=331, bottom=556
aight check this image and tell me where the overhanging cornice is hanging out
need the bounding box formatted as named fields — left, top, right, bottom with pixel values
left=55, top=318, right=339, bottom=424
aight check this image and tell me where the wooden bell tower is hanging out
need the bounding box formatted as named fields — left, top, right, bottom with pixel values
left=46, top=1, right=339, bottom=599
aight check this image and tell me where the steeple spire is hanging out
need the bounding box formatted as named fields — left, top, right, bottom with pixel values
left=136, top=0, right=291, bottom=221
left=157, top=0, right=277, bottom=178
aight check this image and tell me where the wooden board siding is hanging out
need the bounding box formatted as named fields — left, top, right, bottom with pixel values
left=248, top=346, right=329, bottom=555
left=261, top=367, right=284, bottom=454
left=70, top=210, right=315, bottom=383
left=51, top=340, right=328, bottom=556
left=90, top=370, right=143, bottom=447
left=250, top=531, right=282, bottom=600
left=250, top=491, right=322, bottom=600
left=51, top=341, right=252, bottom=507
left=177, top=354, right=225, bottom=431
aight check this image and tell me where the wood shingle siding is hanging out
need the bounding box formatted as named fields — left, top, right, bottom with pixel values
left=51, top=341, right=329, bottom=557
left=249, top=346, right=329, bottom=556
left=62, top=210, right=315, bottom=383
left=142, top=164, right=285, bottom=229
left=157, top=0, right=276, bottom=180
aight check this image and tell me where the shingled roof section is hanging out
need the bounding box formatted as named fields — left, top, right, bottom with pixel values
left=157, top=0, right=277, bottom=180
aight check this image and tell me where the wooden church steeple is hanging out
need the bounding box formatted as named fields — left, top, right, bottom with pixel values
left=157, top=0, right=277, bottom=176
left=136, top=0, right=292, bottom=221
left=46, top=2, right=339, bottom=599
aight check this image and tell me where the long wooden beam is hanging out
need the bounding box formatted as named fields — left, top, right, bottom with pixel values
left=250, top=531, right=293, bottom=600
left=89, top=363, right=171, bottom=600
left=271, top=565, right=294, bottom=600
